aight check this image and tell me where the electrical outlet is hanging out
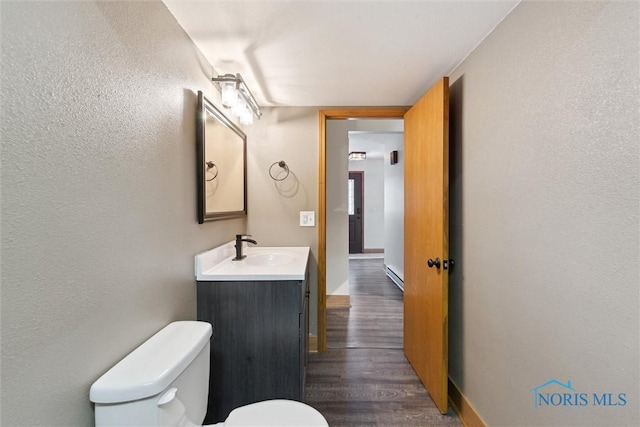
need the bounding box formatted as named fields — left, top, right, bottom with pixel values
left=300, top=211, right=315, bottom=227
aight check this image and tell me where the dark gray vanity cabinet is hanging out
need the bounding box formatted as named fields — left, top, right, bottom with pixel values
left=197, top=263, right=310, bottom=424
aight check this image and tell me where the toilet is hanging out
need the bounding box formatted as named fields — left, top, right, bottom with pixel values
left=90, top=321, right=328, bottom=426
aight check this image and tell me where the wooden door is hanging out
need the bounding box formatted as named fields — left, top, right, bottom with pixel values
left=348, top=171, right=364, bottom=253
left=403, top=77, right=449, bottom=413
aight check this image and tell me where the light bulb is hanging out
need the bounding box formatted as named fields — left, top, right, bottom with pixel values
left=232, top=97, right=246, bottom=117
left=240, top=105, right=254, bottom=125
left=221, top=82, right=237, bottom=108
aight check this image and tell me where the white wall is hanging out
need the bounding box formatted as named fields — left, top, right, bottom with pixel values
left=349, top=156, right=385, bottom=250
left=383, top=134, right=404, bottom=280
left=326, top=120, right=351, bottom=295
left=448, top=1, right=639, bottom=426
left=244, top=107, right=319, bottom=333
left=1, top=2, right=246, bottom=424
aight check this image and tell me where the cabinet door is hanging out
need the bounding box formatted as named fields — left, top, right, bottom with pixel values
left=198, top=281, right=301, bottom=423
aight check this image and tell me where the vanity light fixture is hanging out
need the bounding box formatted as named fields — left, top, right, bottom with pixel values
left=211, top=73, right=262, bottom=125
left=348, top=151, right=366, bottom=161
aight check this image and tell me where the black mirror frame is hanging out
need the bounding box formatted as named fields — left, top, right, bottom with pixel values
left=196, top=91, right=248, bottom=223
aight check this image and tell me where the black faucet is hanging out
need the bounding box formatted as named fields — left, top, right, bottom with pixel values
left=233, top=234, right=257, bottom=261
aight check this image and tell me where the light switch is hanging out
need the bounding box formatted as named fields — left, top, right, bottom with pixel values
left=300, top=211, right=315, bottom=227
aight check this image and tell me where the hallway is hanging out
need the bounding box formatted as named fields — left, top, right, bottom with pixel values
left=305, top=258, right=462, bottom=426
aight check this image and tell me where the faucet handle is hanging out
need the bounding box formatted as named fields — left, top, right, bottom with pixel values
left=236, top=234, right=252, bottom=238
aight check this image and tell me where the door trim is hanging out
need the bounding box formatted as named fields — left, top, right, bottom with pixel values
left=317, top=107, right=408, bottom=351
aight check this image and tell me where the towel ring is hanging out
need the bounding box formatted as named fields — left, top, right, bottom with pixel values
left=205, top=161, right=218, bottom=181
left=269, top=160, right=290, bottom=181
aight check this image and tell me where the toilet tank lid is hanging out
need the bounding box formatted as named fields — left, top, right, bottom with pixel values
left=90, top=321, right=212, bottom=404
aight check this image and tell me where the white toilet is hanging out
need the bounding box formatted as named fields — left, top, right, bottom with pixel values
left=90, top=321, right=328, bottom=426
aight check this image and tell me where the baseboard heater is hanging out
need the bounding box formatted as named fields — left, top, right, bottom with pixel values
left=384, top=264, right=404, bottom=291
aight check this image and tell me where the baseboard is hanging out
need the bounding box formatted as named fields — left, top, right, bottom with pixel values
left=384, top=265, right=404, bottom=291
left=326, top=294, right=351, bottom=308
left=309, top=334, right=318, bottom=352
left=363, top=248, right=384, bottom=253
left=448, top=378, right=486, bottom=427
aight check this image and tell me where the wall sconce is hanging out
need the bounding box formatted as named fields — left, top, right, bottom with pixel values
left=348, top=151, right=366, bottom=161
left=211, top=73, right=262, bottom=125
left=390, top=150, right=398, bottom=165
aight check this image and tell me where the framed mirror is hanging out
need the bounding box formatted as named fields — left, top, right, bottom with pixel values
left=196, top=91, right=247, bottom=223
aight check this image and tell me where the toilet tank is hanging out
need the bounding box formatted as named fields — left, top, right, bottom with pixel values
left=90, top=321, right=212, bottom=426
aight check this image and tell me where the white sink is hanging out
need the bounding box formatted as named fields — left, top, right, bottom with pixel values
left=244, top=252, right=296, bottom=267
left=195, top=242, right=309, bottom=281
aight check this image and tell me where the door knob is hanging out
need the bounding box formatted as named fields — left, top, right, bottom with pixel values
left=427, top=258, right=441, bottom=269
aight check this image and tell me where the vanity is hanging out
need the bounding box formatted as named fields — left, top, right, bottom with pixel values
left=195, top=243, right=310, bottom=423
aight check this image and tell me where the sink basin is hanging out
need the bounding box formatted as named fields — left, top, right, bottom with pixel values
left=195, top=243, right=310, bottom=281
left=245, top=252, right=296, bottom=267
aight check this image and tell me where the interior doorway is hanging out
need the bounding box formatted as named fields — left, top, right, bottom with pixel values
left=317, top=108, right=408, bottom=352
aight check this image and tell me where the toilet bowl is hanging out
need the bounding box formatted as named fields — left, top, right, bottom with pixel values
left=219, top=400, right=327, bottom=427
left=89, top=321, right=328, bottom=427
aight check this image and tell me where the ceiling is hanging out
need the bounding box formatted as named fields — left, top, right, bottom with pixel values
left=163, top=0, right=520, bottom=107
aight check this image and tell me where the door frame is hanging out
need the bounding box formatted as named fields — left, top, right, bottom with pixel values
left=317, top=107, right=408, bottom=351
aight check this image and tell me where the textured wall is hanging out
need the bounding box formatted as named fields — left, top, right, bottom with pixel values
left=1, top=2, right=245, bottom=425
left=244, top=107, right=319, bottom=333
left=448, top=1, right=639, bottom=425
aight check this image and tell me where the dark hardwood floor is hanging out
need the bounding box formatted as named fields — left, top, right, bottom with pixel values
left=305, top=258, right=462, bottom=426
